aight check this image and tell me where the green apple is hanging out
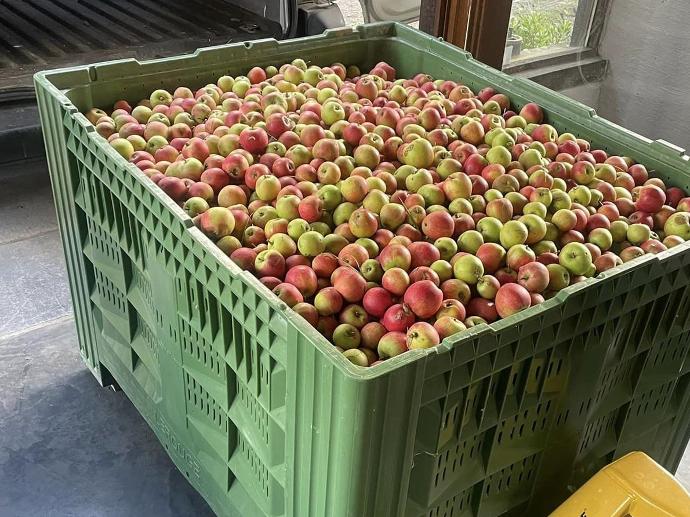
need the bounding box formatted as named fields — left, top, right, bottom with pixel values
left=487, top=146, right=512, bottom=170
left=627, top=223, right=651, bottom=245
left=547, top=263, right=570, bottom=290
left=559, top=242, right=593, bottom=276
left=476, top=217, right=503, bottom=243
left=453, top=255, right=484, bottom=284
left=500, top=220, right=529, bottom=248
left=523, top=201, right=548, bottom=218
left=664, top=212, right=690, bottom=240
left=431, top=259, right=453, bottom=282
left=588, top=228, right=613, bottom=250
left=610, top=220, right=629, bottom=242
left=568, top=185, right=592, bottom=206
left=458, top=230, right=484, bottom=254
left=435, top=237, right=458, bottom=261
left=519, top=149, right=543, bottom=169
left=519, top=214, right=548, bottom=244
left=550, top=190, right=572, bottom=211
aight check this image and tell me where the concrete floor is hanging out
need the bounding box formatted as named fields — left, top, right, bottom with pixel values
left=0, top=153, right=689, bottom=516
left=0, top=159, right=212, bottom=516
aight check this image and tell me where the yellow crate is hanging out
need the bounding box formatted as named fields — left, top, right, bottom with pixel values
left=551, top=452, right=690, bottom=516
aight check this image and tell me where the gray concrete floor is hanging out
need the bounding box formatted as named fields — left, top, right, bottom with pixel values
left=0, top=159, right=212, bottom=516
left=0, top=156, right=688, bottom=517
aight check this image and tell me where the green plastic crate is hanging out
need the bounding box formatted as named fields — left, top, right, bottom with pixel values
left=35, top=22, right=690, bottom=517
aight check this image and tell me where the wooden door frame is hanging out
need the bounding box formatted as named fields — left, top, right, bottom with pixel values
left=419, top=0, right=513, bottom=70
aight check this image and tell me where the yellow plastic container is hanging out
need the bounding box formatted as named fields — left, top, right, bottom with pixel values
left=550, top=452, right=690, bottom=516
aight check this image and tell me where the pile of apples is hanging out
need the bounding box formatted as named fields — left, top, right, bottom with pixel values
left=85, top=59, right=690, bottom=367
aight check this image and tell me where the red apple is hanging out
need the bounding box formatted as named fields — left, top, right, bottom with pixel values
left=403, top=280, right=443, bottom=319
left=381, top=303, right=416, bottom=332
left=495, top=283, right=531, bottom=318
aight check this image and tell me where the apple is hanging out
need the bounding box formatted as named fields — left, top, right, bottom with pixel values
left=477, top=275, right=500, bottom=299
left=641, top=239, right=667, bottom=254
left=404, top=280, right=443, bottom=319
left=331, top=266, right=367, bottom=302
left=409, top=241, right=441, bottom=268
left=518, top=262, right=549, bottom=293
left=339, top=243, right=370, bottom=268
left=297, top=231, right=325, bottom=257
left=500, top=220, right=529, bottom=248
left=434, top=317, right=467, bottom=340
left=379, top=243, right=412, bottom=271
left=195, top=206, right=235, bottom=240
left=363, top=287, right=395, bottom=318
left=453, top=254, right=484, bottom=284
left=665, top=212, right=690, bottom=239
left=506, top=244, right=535, bottom=270
left=349, top=207, right=378, bottom=238
left=381, top=267, right=411, bottom=296
left=273, top=283, right=304, bottom=307
left=254, top=249, right=286, bottom=278
left=360, top=322, right=387, bottom=350
left=292, top=302, right=319, bottom=326
left=458, top=230, right=485, bottom=254
left=333, top=323, right=361, bottom=349
left=314, top=287, right=344, bottom=316
left=466, top=298, right=498, bottom=322
left=406, top=322, right=441, bottom=349
left=441, top=279, right=472, bottom=304
left=475, top=242, right=506, bottom=274
left=519, top=103, right=544, bottom=124
left=484, top=198, right=512, bottom=223
left=620, top=246, right=645, bottom=263
left=594, top=252, right=622, bottom=273
left=635, top=184, right=666, bottom=213
left=588, top=228, right=613, bottom=251
left=285, top=265, right=318, bottom=297
left=559, top=242, right=592, bottom=276
left=571, top=161, right=595, bottom=184
left=339, top=304, right=369, bottom=329
left=626, top=223, right=651, bottom=245
left=422, top=211, right=455, bottom=239
left=377, top=331, right=408, bottom=358
left=495, top=283, right=531, bottom=318
left=312, top=253, right=339, bottom=278
left=381, top=303, right=416, bottom=332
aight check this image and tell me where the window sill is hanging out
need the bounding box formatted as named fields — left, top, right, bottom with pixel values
left=503, top=48, right=608, bottom=91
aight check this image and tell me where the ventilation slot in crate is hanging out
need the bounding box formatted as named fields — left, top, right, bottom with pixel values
left=578, top=411, right=618, bottom=456
left=86, top=216, right=121, bottom=267
left=495, top=401, right=551, bottom=446
left=426, top=486, right=473, bottom=517
left=136, top=312, right=158, bottom=361
left=433, top=431, right=486, bottom=490
left=180, top=318, right=222, bottom=380
left=630, top=380, right=676, bottom=419
left=185, top=371, right=227, bottom=433
left=237, top=432, right=270, bottom=499
left=484, top=453, right=539, bottom=497
left=592, top=359, right=634, bottom=406
left=235, top=380, right=269, bottom=445
left=93, top=268, right=127, bottom=316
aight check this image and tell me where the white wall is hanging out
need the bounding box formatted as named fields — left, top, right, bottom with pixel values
left=559, top=82, right=601, bottom=109
left=597, top=0, right=690, bottom=149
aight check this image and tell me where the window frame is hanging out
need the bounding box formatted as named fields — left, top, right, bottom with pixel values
left=420, top=0, right=611, bottom=88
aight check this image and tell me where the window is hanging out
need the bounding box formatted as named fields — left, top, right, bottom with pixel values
left=504, top=0, right=600, bottom=66
left=413, top=0, right=608, bottom=89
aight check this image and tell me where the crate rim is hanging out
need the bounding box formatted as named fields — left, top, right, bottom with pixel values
left=34, top=21, right=690, bottom=382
